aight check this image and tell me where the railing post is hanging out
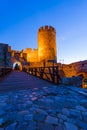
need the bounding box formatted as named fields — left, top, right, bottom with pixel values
left=52, top=61, right=55, bottom=83
left=24, top=65, right=60, bottom=84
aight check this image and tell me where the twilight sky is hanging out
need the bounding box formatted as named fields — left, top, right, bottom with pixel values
left=0, top=0, right=87, bottom=64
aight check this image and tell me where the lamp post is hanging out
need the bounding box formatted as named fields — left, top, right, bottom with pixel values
left=59, top=59, right=64, bottom=69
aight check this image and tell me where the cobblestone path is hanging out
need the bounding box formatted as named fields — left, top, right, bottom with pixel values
left=0, top=71, right=87, bottom=130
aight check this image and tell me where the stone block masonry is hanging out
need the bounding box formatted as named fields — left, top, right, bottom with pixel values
left=38, top=26, right=57, bottom=62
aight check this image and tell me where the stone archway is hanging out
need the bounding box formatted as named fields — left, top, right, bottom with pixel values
left=76, top=72, right=87, bottom=79
left=82, top=77, right=87, bottom=88
left=76, top=72, right=87, bottom=88
left=13, top=62, right=22, bottom=71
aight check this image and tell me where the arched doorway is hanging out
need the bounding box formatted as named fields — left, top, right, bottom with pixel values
left=13, top=62, right=22, bottom=71
left=76, top=72, right=87, bottom=79
left=82, top=77, right=87, bottom=88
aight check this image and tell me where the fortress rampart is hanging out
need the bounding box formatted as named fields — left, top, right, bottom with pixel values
left=25, top=48, right=38, bottom=62
left=38, top=26, right=56, bottom=32
left=57, top=60, right=87, bottom=78
left=0, top=25, right=87, bottom=80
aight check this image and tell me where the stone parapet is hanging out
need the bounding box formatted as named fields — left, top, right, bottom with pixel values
left=38, top=25, right=56, bottom=33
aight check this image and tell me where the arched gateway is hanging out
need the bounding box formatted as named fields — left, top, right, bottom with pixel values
left=13, top=62, right=22, bottom=71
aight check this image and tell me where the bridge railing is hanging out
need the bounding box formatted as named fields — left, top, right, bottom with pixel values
left=23, top=66, right=61, bottom=84
left=0, top=67, right=12, bottom=78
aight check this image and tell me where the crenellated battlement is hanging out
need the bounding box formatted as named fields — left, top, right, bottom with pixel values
left=26, top=48, right=38, bottom=53
left=38, top=25, right=56, bottom=32
left=33, top=49, right=38, bottom=52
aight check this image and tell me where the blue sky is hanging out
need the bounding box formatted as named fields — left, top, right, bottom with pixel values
left=0, top=0, right=87, bottom=64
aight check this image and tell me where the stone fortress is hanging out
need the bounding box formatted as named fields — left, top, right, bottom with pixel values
left=0, top=25, right=87, bottom=82
left=0, top=25, right=57, bottom=68
left=16, top=26, right=57, bottom=63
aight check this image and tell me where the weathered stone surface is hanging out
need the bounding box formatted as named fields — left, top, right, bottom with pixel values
left=45, top=116, right=58, bottom=125
left=82, top=111, right=87, bottom=116
left=58, top=114, right=67, bottom=121
left=67, top=118, right=76, bottom=124
left=76, top=120, right=87, bottom=130
left=55, top=96, right=62, bottom=101
left=0, top=103, right=7, bottom=109
left=33, top=109, right=47, bottom=122
left=48, top=109, right=57, bottom=116
left=24, top=114, right=33, bottom=121
left=45, top=87, right=58, bottom=95
left=37, top=123, right=54, bottom=130
left=0, top=80, right=87, bottom=129
left=5, top=122, right=17, bottom=130
left=76, top=106, right=86, bottom=111
left=31, top=97, right=37, bottom=101
left=61, top=78, right=70, bottom=85
left=27, top=121, right=37, bottom=130
left=83, top=116, right=87, bottom=122
left=55, top=125, right=64, bottom=130
left=27, top=125, right=36, bottom=130
left=0, top=118, right=4, bottom=126
left=6, top=111, right=17, bottom=120
left=4, top=105, right=13, bottom=111
left=69, top=109, right=82, bottom=119
left=64, top=122, right=78, bottom=130
left=62, top=108, right=70, bottom=116
left=62, top=76, right=82, bottom=87
left=15, top=124, right=21, bottom=130
left=0, top=110, right=5, bottom=116
left=17, top=110, right=29, bottom=116
left=26, top=101, right=33, bottom=107
left=18, top=122, right=28, bottom=130
left=80, top=99, right=87, bottom=104
left=18, top=104, right=27, bottom=110
left=59, top=119, right=63, bottom=124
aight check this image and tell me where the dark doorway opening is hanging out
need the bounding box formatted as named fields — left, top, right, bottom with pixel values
left=14, top=63, right=20, bottom=70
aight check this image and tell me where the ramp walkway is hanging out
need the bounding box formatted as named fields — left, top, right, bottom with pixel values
left=0, top=71, right=52, bottom=92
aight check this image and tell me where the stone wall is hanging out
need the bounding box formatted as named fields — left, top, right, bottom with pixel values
left=0, top=43, right=11, bottom=67
left=57, top=60, right=87, bottom=78
left=24, top=48, right=38, bottom=62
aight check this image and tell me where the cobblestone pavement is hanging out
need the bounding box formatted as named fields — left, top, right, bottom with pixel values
left=0, top=85, right=87, bottom=130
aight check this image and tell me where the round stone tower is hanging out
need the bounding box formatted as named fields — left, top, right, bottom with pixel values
left=38, top=25, right=57, bottom=62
